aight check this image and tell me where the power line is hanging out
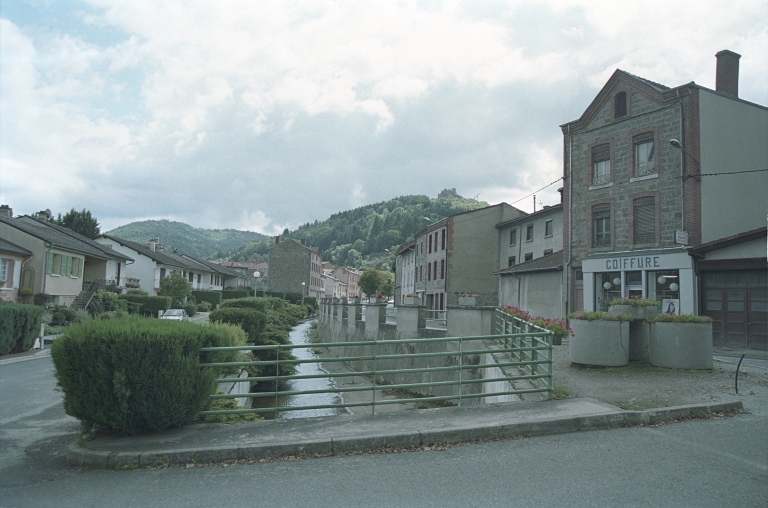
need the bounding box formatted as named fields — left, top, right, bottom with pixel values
left=696, top=168, right=768, bottom=177
left=509, top=177, right=563, bottom=206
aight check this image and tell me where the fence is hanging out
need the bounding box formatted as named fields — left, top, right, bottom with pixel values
left=199, top=310, right=553, bottom=417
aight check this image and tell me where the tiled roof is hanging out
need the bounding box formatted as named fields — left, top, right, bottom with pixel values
left=181, top=253, right=247, bottom=278
left=692, top=226, right=767, bottom=255
left=624, top=72, right=671, bottom=92
left=496, top=250, right=564, bottom=275
left=100, top=235, right=187, bottom=268
left=0, top=238, right=33, bottom=256
left=2, top=216, right=132, bottom=261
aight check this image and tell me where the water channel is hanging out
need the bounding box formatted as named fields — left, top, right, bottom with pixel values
left=253, top=320, right=346, bottom=419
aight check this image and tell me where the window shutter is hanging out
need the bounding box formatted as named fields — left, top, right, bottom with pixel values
left=634, top=131, right=654, bottom=144
left=47, top=254, right=54, bottom=274
left=592, top=144, right=610, bottom=162
left=633, top=197, right=655, bottom=244
left=6, top=259, right=14, bottom=287
left=78, top=258, right=83, bottom=277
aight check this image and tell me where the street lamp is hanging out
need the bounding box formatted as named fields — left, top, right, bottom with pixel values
left=669, top=139, right=700, bottom=180
left=301, top=281, right=306, bottom=306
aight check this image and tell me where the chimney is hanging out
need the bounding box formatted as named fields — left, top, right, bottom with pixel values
left=301, top=239, right=306, bottom=246
left=715, top=50, right=741, bottom=98
left=0, top=205, right=11, bottom=218
left=275, top=236, right=280, bottom=244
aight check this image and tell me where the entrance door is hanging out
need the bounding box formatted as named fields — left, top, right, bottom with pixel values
left=703, top=270, right=768, bottom=351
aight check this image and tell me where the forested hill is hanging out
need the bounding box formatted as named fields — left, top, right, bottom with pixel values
left=105, top=220, right=265, bottom=259
left=215, top=193, right=489, bottom=270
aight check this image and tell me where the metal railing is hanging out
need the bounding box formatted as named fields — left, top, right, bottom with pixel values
left=198, top=313, right=553, bottom=417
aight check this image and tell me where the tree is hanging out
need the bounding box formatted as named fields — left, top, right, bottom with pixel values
left=358, top=268, right=385, bottom=297
left=380, top=271, right=395, bottom=297
left=56, top=208, right=100, bottom=239
left=159, top=273, right=193, bottom=308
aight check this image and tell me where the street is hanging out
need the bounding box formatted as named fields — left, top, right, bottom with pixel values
left=1, top=354, right=765, bottom=507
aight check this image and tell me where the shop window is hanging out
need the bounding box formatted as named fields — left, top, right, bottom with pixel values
left=592, top=204, right=611, bottom=247
left=596, top=272, right=622, bottom=311
left=633, top=132, right=655, bottom=177
left=648, top=271, right=680, bottom=312
left=592, top=144, right=611, bottom=185
left=633, top=196, right=655, bottom=244
left=626, top=271, right=642, bottom=298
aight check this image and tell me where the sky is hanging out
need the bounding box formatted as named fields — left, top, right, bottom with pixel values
left=1, top=1, right=766, bottom=234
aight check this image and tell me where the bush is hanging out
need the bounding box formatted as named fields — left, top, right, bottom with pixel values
left=567, top=311, right=633, bottom=322
left=222, top=290, right=250, bottom=300
left=608, top=297, right=660, bottom=307
left=203, top=397, right=260, bottom=423
left=648, top=313, right=713, bottom=324
left=0, top=303, right=44, bottom=355
left=303, top=296, right=318, bottom=311
left=220, top=297, right=269, bottom=312
left=191, top=290, right=222, bottom=308
left=197, top=301, right=212, bottom=312
left=88, top=290, right=125, bottom=317
left=119, top=295, right=173, bottom=316
left=51, top=317, right=230, bottom=433
left=125, top=289, right=148, bottom=296
left=209, top=308, right=267, bottom=342
left=33, top=293, right=53, bottom=307
left=183, top=302, right=197, bottom=318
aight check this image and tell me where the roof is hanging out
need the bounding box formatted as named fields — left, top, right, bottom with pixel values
left=395, top=240, right=416, bottom=256
left=495, top=204, right=562, bottom=229
left=496, top=250, right=564, bottom=275
left=0, top=238, right=33, bottom=256
left=99, top=235, right=187, bottom=268
left=181, top=253, right=247, bottom=278
left=691, top=227, right=767, bottom=256
left=1, top=216, right=133, bottom=262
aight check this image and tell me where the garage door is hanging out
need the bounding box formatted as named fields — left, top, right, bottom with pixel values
left=703, top=270, right=767, bottom=351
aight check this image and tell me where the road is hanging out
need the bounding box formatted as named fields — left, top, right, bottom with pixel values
left=1, top=355, right=765, bottom=507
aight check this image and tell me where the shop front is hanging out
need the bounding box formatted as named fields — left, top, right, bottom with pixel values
left=581, top=249, right=696, bottom=315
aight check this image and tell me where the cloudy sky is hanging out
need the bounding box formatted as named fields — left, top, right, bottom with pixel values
left=1, top=1, right=766, bottom=234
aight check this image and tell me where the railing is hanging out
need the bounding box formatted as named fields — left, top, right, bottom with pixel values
left=198, top=318, right=553, bottom=417
left=493, top=309, right=554, bottom=394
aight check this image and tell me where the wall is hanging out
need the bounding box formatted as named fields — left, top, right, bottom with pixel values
left=698, top=90, right=768, bottom=243
left=95, top=238, right=160, bottom=295
left=499, top=270, right=564, bottom=318
left=0, top=222, right=46, bottom=294
left=268, top=240, right=311, bottom=294
left=498, top=205, right=563, bottom=270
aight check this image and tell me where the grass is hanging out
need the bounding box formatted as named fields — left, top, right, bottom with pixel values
left=552, top=383, right=575, bottom=400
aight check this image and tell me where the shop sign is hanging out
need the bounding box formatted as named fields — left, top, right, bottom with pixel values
left=675, top=230, right=689, bottom=245
left=603, top=256, right=661, bottom=270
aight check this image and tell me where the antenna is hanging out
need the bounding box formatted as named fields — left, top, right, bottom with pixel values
left=473, top=192, right=481, bottom=201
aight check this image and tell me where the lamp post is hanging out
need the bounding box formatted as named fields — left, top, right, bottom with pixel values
left=301, top=281, right=306, bottom=306
left=669, top=139, right=700, bottom=180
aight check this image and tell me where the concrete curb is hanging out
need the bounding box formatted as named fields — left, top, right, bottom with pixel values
left=0, top=348, right=51, bottom=366
left=66, top=399, right=743, bottom=470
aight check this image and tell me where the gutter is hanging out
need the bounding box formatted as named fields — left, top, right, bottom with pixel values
left=565, top=123, right=573, bottom=315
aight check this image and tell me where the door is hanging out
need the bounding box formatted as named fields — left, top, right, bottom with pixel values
left=703, top=270, right=768, bottom=351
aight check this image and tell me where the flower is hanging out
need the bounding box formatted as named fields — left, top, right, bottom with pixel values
left=608, top=297, right=660, bottom=307
left=568, top=310, right=633, bottom=322
left=501, top=306, right=574, bottom=339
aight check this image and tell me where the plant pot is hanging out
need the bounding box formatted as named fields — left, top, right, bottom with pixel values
left=403, top=296, right=419, bottom=306
left=609, top=304, right=659, bottom=321
left=569, top=319, right=630, bottom=367
left=649, top=322, right=713, bottom=369
left=369, top=297, right=379, bottom=304
left=458, top=296, right=477, bottom=307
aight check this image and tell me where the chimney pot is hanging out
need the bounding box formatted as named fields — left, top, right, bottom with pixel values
left=715, top=50, right=741, bottom=98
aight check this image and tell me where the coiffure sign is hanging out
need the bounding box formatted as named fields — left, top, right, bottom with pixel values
left=583, top=250, right=692, bottom=273
left=603, top=256, right=661, bottom=270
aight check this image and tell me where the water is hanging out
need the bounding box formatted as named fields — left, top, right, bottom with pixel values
left=253, top=321, right=344, bottom=419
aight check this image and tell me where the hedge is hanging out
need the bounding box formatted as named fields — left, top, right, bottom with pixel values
left=219, top=297, right=285, bottom=312
left=51, top=317, right=230, bottom=432
left=208, top=307, right=267, bottom=342
left=303, top=296, right=318, bottom=311
left=191, top=290, right=223, bottom=307
left=0, top=303, right=44, bottom=355
left=222, top=290, right=250, bottom=300
left=264, top=291, right=302, bottom=304
left=119, top=295, right=172, bottom=315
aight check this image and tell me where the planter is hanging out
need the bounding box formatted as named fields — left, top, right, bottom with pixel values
left=348, top=297, right=360, bottom=304
left=608, top=304, right=660, bottom=321
left=458, top=296, right=477, bottom=307
left=569, top=319, right=630, bottom=367
left=627, top=320, right=650, bottom=361
left=649, top=322, right=713, bottom=369
left=403, top=296, right=419, bottom=306
left=368, top=297, right=379, bottom=304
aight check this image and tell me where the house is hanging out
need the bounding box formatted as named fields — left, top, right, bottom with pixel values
left=330, top=265, right=362, bottom=298
left=322, top=270, right=347, bottom=299
left=394, top=241, right=416, bottom=305
left=405, top=203, right=526, bottom=311
left=0, top=237, right=33, bottom=302
left=180, top=254, right=251, bottom=290
left=0, top=209, right=134, bottom=306
left=495, top=203, right=565, bottom=317
left=267, top=236, right=323, bottom=298
left=561, top=49, right=767, bottom=350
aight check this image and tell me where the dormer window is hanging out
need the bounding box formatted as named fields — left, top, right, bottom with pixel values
left=614, top=92, right=627, bottom=118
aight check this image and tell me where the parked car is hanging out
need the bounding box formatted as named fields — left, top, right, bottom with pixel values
left=160, top=309, right=189, bottom=322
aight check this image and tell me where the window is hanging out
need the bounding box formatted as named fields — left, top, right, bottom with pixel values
left=524, top=253, right=533, bottom=262
left=543, top=249, right=553, bottom=256
left=593, top=204, right=611, bottom=247
left=633, top=196, right=655, bottom=244
left=188, top=272, right=194, bottom=282
left=0, top=259, right=8, bottom=287
left=592, top=144, right=611, bottom=185
left=526, top=225, right=533, bottom=242
left=634, top=132, right=655, bottom=177
left=428, top=262, right=431, bottom=281
left=508, top=256, right=516, bottom=267
left=545, top=220, right=553, bottom=237
left=433, top=261, right=438, bottom=281
left=614, top=92, right=627, bottom=118
left=428, top=235, right=432, bottom=254
left=441, top=230, right=445, bottom=250
left=46, top=253, right=82, bottom=277
left=509, top=229, right=517, bottom=246
left=440, top=260, right=445, bottom=279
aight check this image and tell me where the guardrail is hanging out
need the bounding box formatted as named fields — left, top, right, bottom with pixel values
left=199, top=314, right=553, bottom=417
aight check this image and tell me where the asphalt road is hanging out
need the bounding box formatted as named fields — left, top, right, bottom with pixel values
left=1, top=354, right=765, bottom=507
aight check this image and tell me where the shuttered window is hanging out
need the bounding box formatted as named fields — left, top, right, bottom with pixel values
left=593, top=204, right=611, bottom=247
left=592, top=144, right=611, bottom=185
left=634, top=132, right=655, bottom=177
left=633, top=197, right=655, bottom=244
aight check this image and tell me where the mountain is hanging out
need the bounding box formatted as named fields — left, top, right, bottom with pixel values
left=216, top=192, right=489, bottom=270
left=105, top=220, right=265, bottom=259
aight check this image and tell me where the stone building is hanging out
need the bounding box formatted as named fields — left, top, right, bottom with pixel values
left=267, top=236, right=324, bottom=298
left=561, top=50, right=767, bottom=350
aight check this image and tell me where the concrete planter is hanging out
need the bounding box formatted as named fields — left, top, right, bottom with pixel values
left=403, top=296, right=419, bottom=306
left=458, top=296, right=477, bottom=307
left=609, top=304, right=660, bottom=321
left=569, top=319, right=630, bottom=367
left=368, top=297, right=381, bottom=304
left=649, top=322, right=713, bottom=369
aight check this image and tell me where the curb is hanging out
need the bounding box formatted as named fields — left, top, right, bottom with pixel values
left=0, top=348, right=51, bottom=366
left=66, top=399, right=743, bottom=469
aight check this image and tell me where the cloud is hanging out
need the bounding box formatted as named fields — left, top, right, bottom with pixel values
left=1, top=1, right=766, bottom=235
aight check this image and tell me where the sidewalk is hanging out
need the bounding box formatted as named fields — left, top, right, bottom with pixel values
left=67, top=397, right=742, bottom=469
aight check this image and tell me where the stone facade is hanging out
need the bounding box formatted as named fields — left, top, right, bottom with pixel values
left=267, top=238, right=323, bottom=297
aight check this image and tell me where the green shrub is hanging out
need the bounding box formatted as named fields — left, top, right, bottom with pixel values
left=119, top=295, right=172, bottom=316
left=197, top=301, right=212, bottom=312
left=183, top=302, right=197, bottom=318
left=0, top=303, right=44, bottom=355
left=209, top=308, right=267, bottom=342
left=74, top=309, right=91, bottom=324
left=125, top=289, right=148, bottom=296
left=220, top=297, right=269, bottom=312
left=126, top=302, right=142, bottom=315
left=222, top=290, right=250, bottom=300
left=51, top=317, right=229, bottom=433
left=608, top=297, right=660, bottom=307
left=191, top=290, right=222, bottom=307
left=203, top=397, right=260, bottom=423
left=33, top=293, right=53, bottom=307
left=303, top=296, right=318, bottom=311
left=568, top=311, right=633, bottom=322
left=88, top=290, right=125, bottom=317
left=648, top=313, right=713, bottom=324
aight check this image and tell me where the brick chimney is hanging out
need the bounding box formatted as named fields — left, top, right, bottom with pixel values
left=275, top=236, right=280, bottom=244
left=715, top=50, right=741, bottom=98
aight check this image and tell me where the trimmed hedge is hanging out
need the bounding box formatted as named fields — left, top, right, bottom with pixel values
left=0, top=303, right=44, bottom=355
left=51, top=317, right=230, bottom=432
left=119, top=295, right=172, bottom=316
left=219, top=296, right=285, bottom=313
left=303, top=296, right=318, bottom=311
left=222, top=290, right=250, bottom=300
left=191, top=290, right=223, bottom=307
left=264, top=291, right=302, bottom=304
left=208, top=307, right=267, bottom=342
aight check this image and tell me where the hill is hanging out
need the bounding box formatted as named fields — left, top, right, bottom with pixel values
left=105, top=220, right=265, bottom=259
left=215, top=192, right=489, bottom=270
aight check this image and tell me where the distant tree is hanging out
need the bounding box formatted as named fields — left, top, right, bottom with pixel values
left=56, top=208, right=100, bottom=239
left=344, top=249, right=362, bottom=268
left=380, top=271, right=395, bottom=297
left=159, top=273, right=194, bottom=308
left=358, top=268, right=385, bottom=298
